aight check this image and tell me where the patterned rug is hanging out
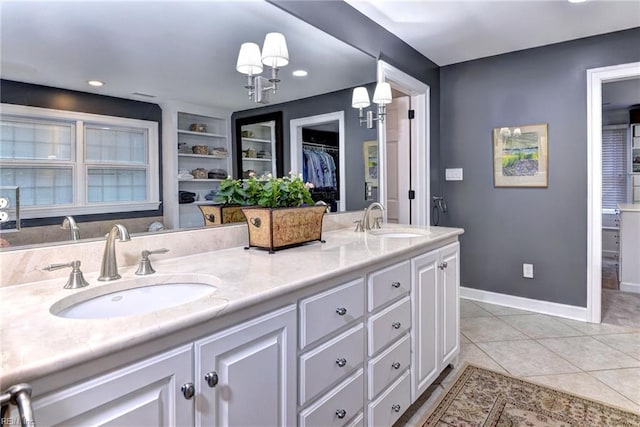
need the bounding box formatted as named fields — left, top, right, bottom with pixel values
left=420, top=364, right=640, bottom=426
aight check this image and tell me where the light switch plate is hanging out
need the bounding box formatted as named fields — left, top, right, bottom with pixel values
left=523, top=263, right=534, bottom=279
left=445, top=168, right=463, bottom=181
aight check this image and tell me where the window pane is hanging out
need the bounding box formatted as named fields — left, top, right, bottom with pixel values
left=0, top=119, right=73, bottom=160
left=0, top=167, right=73, bottom=206
left=602, top=127, right=627, bottom=210
left=87, top=168, right=147, bottom=202
left=86, top=126, right=146, bottom=163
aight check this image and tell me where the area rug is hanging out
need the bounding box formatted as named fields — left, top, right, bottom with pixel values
left=420, top=363, right=640, bottom=426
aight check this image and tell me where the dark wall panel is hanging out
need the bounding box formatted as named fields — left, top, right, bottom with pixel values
left=440, top=28, right=640, bottom=307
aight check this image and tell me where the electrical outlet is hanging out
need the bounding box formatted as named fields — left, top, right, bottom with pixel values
left=523, top=263, right=534, bottom=279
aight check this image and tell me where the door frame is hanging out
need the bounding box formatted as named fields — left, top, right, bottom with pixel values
left=290, top=111, right=346, bottom=211
left=377, top=60, right=430, bottom=226
left=586, top=61, right=640, bottom=323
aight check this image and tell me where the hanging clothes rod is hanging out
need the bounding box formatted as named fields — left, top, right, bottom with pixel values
left=302, top=142, right=339, bottom=152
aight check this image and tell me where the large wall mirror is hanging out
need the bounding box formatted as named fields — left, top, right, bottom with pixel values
left=0, top=0, right=376, bottom=250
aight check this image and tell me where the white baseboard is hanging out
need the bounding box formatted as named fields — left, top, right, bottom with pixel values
left=620, top=282, right=640, bottom=294
left=460, top=287, right=588, bottom=322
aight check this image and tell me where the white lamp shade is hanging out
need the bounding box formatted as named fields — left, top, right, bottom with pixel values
left=373, top=82, right=392, bottom=105
left=236, top=42, right=263, bottom=75
left=352, top=87, right=370, bottom=109
left=261, top=32, right=289, bottom=68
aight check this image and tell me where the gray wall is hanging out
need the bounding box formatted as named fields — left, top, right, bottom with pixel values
left=232, top=85, right=377, bottom=211
left=269, top=0, right=443, bottom=198
left=440, top=28, right=640, bottom=307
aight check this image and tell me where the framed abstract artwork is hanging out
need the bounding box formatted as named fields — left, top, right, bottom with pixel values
left=493, top=123, right=548, bottom=188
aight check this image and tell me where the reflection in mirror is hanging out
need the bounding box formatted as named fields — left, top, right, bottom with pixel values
left=0, top=0, right=376, bottom=250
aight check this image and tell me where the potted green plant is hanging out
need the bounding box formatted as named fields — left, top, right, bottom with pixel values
left=198, top=176, right=248, bottom=226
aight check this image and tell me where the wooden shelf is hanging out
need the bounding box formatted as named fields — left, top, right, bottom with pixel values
left=242, top=137, right=271, bottom=144
left=242, top=157, right=272, bottom=162
left=178, top=129, right=226, bottom=138
left=178, top=153, right=228, bottom=159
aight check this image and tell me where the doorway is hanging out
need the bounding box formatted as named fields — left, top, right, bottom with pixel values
left=385, top=91, right=411, bottom=224
left=378, top=60, right=430, bottom=226
left=586, top=61, right=640, bottom=324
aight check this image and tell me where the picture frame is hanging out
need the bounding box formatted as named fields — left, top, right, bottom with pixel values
left=362, top=140, right=378, bottom=185
left=493, top=123, right=548, bottom=188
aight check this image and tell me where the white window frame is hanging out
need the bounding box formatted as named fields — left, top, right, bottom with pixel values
left=0, top=103, right=160, bottom=218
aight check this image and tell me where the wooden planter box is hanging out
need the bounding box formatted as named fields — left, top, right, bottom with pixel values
left=241, top=205, right=327, bottom=253
left=198, top=204, right=247, bottom=226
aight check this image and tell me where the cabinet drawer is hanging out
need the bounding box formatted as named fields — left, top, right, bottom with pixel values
left=300, top=324, right=365, bottom=405
left=300, top=278, right=365, bottom=348
left=367, top=370, right=411, bottom=427
left=368, top=333, right=410, bottom=399
left=345, top=412, right=363, bottom=427
left=299, top=368, right=364, bottom=427
left=368, top=261, right=410, bottom=312
left=368, top=296, right=411, bottom=355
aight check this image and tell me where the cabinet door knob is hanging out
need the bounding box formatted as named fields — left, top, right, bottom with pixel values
left=392, top=404, right=401, bottom=413
left=391, top=281, right=401, bottom=288
left=204, top=371, right=219, bottom=388
left=438, top=261, right=448, bottom=270
left=336, top=409, right=347, bottom=419
left=392, top=322, right=402, bottom=329
left=392, top=362, right=401, bottom=370
left=336, top=358, right=347, bottom=367
left=336, top=307, right=347, bottom=316
left=181, top=383, right=195, bottom=400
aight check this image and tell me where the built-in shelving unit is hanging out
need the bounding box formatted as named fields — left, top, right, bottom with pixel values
left=239, top=123, right=276, bottom=178
left=631, top=124, right=640, bottom=202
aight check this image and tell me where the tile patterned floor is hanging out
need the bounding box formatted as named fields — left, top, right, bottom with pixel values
left=399, top=299, right=640, bottom=425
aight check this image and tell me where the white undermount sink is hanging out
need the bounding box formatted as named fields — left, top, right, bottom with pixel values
left=368, top=228, right=431, bottom=238
left=51, top=274, right=220, bottom=319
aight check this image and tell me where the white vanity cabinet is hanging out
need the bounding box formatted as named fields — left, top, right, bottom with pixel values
left=194, top=305, right=297, bottom=427
left=411, top=242, right=460, bottom=399
left=31, top=345, right=194, bottom=427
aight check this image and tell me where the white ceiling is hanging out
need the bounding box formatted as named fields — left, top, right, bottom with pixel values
left=346, top=0, right=640, bottom=66
left=0, top=1, right=375, bottom=111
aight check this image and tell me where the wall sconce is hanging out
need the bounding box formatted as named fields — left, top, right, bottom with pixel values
left=236, top=32, right=289, bottom=104
left=352, top=82, right=392, bottom=129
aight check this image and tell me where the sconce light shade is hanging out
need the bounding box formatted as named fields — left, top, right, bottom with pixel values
left=237, top=42, right=263, bottom=75
left=351, top=87, right=371, bottom=109
left=261, top=32, right=289, bottom=68
left=372, top=82, right=392, bottom=105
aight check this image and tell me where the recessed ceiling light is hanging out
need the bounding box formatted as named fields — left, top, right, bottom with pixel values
left=568, top=0, right=586, bottom=3
left=87, top=80, right=104, bottom=87
left=292, top=70, right=308, bottom=77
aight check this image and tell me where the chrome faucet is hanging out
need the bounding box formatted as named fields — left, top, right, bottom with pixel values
left=98, top=224, right=131, bottom=281
left=61, top=216, right=80, bottom=240
left=362, top=202, right=385, bottom=231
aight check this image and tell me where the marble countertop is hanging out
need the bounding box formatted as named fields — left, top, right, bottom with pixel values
left=618, top=203, right=640, bottom=212
left=0, top=224, right=463, bottom=386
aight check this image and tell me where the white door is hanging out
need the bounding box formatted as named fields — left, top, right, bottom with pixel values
left=32, top=345, right=194, bottom=427
left=440, top=242, right=460, bottom=367
left=411, top=249, right=439, bottom=400
left=195, top=305, right=296, bottom=427
left=385, top=96, right=411, bottom=224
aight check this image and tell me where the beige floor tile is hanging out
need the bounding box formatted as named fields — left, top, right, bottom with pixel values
left=440, top=342, right=507, bottom=387
left=591, top=333, right=640, bottom=360
left=460, top=333, right=471, bottom=344
left=460, top=299, right=493, bottom=318
left=538, top=336, right=640, bottom=371
left=526, top=372, right=640, bottom=414
left=460, top=316, right=527, bottom=342
left=500, top=314, right=585, bottom=339
left=589, top=367, right=640, bottom=405
left=471, top=300, right=535, bottom=316
left=558, top=317, right=639, bottom=335
left=477, top=339, right=581, bottom=377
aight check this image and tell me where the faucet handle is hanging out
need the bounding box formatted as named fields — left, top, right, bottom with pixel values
left=373, top=217, right=382, bottom=229
left=353, top=219, right=364, bottom=232
left=136, top=248, right=169, bottom=276
left=44, top=260, right=90, bottom=289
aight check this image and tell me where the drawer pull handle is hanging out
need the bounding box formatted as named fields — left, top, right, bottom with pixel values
left=204, top=371, right=219, bottom=388
left=392, top=322, right=402, bottom=329
left=181, top=382, right=195, bottom=400
left=392, top=404, right=401, bottom=413
left=391, top=281, right=401, bottom=288
left=438, top=261, right=448, bottom=270
left=336, top=307, right=348, bottom=316
left=336, top=358, right=347, bottom=367
left=392, top=362, right=401, bottom=370
left=336, top=409, right=347, bottom=419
